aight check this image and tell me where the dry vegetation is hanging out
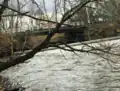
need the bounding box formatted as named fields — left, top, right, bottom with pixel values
left=0, top=32, right=11, bottom=58
left=0, top=32, right=65, bottom=58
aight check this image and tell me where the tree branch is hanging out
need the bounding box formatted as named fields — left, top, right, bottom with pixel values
left=0, top=3, right=73, bottom=27
left=0, top=0, right=9, bottom=21
left=0, top=0, right=92, bottom=72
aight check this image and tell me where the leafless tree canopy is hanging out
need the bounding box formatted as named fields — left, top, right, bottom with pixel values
left=0, top=0, right=119, bottom=72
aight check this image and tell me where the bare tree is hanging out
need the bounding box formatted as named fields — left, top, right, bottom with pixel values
left=0, top=0, right=119, bottom=73
left=0, top=0, right=95, bottom=72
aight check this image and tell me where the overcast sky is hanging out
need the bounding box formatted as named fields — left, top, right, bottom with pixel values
left=0, top=0, right=54, bottom=12
left=0, top=0, right=62, bottom=20
left=35, top=0, right=54, bottom=12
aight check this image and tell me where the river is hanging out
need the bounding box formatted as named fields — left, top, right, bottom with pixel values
left=1, top=38, right=120, bottom=91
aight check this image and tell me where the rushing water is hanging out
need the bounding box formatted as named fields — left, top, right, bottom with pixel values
left=1, top=38, right=120, bottom=91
